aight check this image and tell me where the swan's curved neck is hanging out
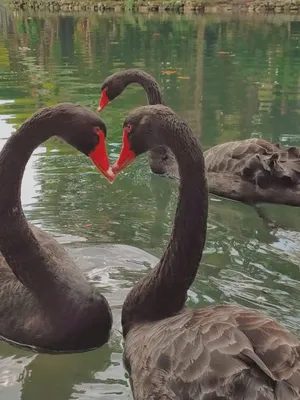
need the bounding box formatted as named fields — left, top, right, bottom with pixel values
left=0, top=120, right=89, bottom=311
left=122, top=119, right=208, bottom=335
left=0, top=122, right=51, bottom=213
left=122, top=70, right=165, bottom=105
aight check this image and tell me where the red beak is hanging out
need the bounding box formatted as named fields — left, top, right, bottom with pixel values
left=89, top=128, right=115, bottom=183
left=97, top=88, right=109, bottom=112
left=112, top=127, right=136, bottom=175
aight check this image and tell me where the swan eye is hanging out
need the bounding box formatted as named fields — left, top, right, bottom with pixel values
left=127, top=124, right=132, bottom=132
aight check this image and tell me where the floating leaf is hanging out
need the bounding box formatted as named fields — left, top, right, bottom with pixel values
left=83, top=223, right=92, bottom=228
left=153, top=32, right=160, bottom=36
left=110, top=42, right=119, bottom=45
left=217, top=51, right=230, bottom=55
left=178, top=76, right=190, bottom=80
left=162, top=70, right=177, bottom=75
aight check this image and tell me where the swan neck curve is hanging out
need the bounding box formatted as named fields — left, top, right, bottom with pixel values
left=122, top=116, right=208, bottom=335
left=0, top=117, right=83, bottom=304
left=122, top=70, right=165, bottom=105
left=0, top=121, right=52, bottom=214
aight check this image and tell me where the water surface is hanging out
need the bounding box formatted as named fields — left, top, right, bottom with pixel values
left=0, top=8, right=300, bottom=400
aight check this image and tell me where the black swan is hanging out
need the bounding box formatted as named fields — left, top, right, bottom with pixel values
left=112, top=104, right=300, bottom=399
left=99, top=69, right=300, bottom=207
left=0, top=103, right=114, bottom=353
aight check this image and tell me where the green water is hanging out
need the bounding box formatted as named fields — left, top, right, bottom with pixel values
left=0, top=7, right=300, bottom=399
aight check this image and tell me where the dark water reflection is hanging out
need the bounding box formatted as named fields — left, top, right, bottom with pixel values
left=0, top=7, right=300, bottom=399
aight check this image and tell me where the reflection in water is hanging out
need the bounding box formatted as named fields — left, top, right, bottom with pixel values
left=0, top=340, right=131, bottom=400
left=0, top=7, right=300, bottom=400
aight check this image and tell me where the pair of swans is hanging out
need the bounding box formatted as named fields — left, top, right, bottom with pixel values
left=0, top=75, right=299, bottom=399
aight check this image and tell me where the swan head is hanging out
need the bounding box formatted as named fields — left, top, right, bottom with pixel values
left=112, top=105, right=173, bottom=175
left=41, top=103, right=115, bottom=182
left=97, top=72, right=128, bottom=111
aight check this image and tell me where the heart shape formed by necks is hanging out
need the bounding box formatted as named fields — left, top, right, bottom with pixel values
left=89, top=127, right=115, bottom=183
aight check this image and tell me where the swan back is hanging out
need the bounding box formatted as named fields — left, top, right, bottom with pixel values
left=124, top=306, right=300, bottom=400
left=204, top=139, right=300, bottom=188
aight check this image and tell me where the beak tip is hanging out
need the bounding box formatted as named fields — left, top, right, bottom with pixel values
left=96, top=106, right=102, bottom=112
left=111, top=162, right=119, bottom=175
left=106, top=167, right=116, bottom=183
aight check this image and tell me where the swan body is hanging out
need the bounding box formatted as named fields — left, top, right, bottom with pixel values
left=112, top=105, right=300, bottom=400
left=100, top=69, right=300, bottom=206
left=0, top=103, right=113, bottom=353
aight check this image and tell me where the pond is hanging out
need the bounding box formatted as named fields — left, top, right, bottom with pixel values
left=0, top=7, right=300, bottom=400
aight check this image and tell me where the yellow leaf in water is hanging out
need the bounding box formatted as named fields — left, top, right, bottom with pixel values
left=217, top=51, right=230, bottom=55
left=162, top=70, right=177, bottom=75
left=177, top=76, right=190, bottom=80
